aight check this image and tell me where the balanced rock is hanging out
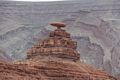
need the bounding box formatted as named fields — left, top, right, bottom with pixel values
left=0, top=22, right=117, bottom=80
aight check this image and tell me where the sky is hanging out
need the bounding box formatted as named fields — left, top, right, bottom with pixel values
left=11, top=0, right=65, bottom=1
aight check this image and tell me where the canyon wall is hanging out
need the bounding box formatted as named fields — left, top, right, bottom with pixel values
left=0, top=0, right=120, bottom=78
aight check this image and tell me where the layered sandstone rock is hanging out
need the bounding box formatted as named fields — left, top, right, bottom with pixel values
left=0, top=22, right=117, bottom=80
left=0, top=1, right=120, bottom=78
left=27, top=22, right=79, bottom=61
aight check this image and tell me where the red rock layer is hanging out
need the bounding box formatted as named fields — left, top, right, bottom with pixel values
left=0, top=22, right=117, bottom=80
left=27, top=23, right=79, bottom=62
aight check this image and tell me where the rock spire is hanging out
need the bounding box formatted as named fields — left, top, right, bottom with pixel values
left=27, top=22, right=80, bottom=61
left=0, top=22, right=117, bottom=80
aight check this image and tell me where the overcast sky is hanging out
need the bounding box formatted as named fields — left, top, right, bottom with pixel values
left=10, top=0, right=65, bottom=1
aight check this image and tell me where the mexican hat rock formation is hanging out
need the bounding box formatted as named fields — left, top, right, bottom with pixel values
left=0, top=22, right=117, bottom=80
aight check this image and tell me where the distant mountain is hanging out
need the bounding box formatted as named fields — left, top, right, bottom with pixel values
left=0, top=0, right=120, bottom=79
left=0, top=49, right=12, bottom=61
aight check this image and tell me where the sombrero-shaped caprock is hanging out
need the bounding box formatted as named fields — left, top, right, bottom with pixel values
left=50, top=22, right=66, bottom=29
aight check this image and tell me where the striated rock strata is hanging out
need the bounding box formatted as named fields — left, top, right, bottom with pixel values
left=1, top=1, right=120, bottom=78
left=0, top=22, right=117, bottom=80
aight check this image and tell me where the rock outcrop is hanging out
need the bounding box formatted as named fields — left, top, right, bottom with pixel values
left=0, top=1, right=120, bottom=79
left=0, top=22, right=117, bottom=80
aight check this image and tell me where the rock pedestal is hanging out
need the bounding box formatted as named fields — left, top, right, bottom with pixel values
left=27, top=22, right=79, bottom=61
left=0, top=22, right=117, bottom=80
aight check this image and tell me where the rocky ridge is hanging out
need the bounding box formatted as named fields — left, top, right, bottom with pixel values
left=0, top=0, right=120, bottom=79
left=0, top=22, right=117, bottom=80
